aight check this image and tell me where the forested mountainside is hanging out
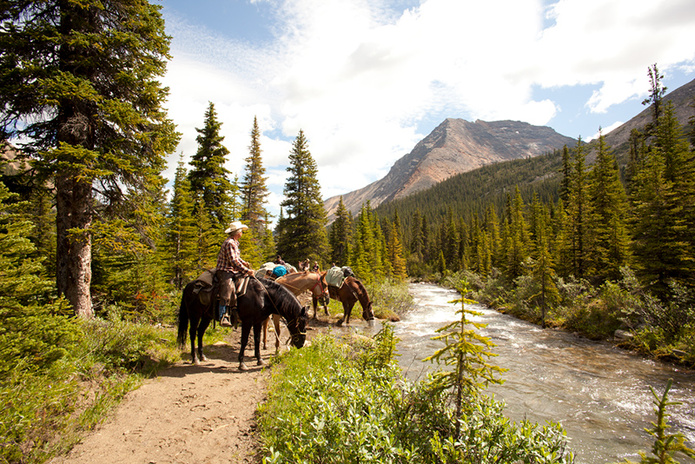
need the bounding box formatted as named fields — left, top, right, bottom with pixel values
left=375, top=77, right=695, bottom=231
left=324, top=119, right=575, bottom=219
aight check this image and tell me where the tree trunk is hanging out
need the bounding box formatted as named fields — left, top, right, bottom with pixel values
left=56, top=174, right=93, bottom=318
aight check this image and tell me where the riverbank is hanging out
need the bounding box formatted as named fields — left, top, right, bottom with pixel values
left=428, top=270, right=695, bottom=368
left=400, top=282, right=695, bottom=464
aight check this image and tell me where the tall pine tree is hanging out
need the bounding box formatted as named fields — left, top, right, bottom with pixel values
left=276, top=130, right=329, bottom=266
left=240, top=116, right=270, bottom=234
left=0, top=0, right=179, bottom=317
left=188, top=102, right=233, bottom=227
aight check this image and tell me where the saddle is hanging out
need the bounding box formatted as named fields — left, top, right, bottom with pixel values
left=192, top=268, right=250, bottom=306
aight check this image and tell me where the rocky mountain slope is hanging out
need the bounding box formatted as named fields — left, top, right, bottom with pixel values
left=601, top=77, right=695, bottom=157
left=324, top=118, right=576, bottom=218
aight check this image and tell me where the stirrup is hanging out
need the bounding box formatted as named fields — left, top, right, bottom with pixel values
left=220, top=314, right=233, bottom=327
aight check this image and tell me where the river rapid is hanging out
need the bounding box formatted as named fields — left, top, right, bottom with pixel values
left=393, top=282, right=695, bottom=464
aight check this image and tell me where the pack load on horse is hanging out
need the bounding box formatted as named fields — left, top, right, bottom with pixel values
left=323, top=266, right=375, bottom=326
left=178, top=270, right=308, bottom=370
left=255, top=262, right=289, bottom=280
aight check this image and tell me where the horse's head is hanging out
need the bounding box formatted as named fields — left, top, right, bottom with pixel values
left=316, top=271, right=330, bottom=301
left=362, top=300, right=375, bottom=326
left=289, top=305, right=309, bottom=348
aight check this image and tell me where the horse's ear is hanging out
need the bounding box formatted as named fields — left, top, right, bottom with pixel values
left=301, top=305, right=309, bottom=317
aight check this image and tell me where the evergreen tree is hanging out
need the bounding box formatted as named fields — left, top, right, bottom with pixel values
left=631, top=102, right=695, bottom=293
left=240, top=116, right=270, bottom=234
left=505, top=187, right=530, bottom=279
left=642, top=63, right=667, bottom=135
left=386, top=212, right=407, bottom=280
left=0, top=0, right=179, bottom=316
left=586, top=131, right=631, bottom=281
left=559, top=145, right=572, bottom=204
left=163, top=158, right=198, bottom=289
left=483, top=205, right=501, bottom=270
left=188, top=102, right=233, bottom=226
left=552, top=198, right=573, bottom=278
left=529, top=202, right=559, bottom=327
left=276, top=130, right=329, bottom=266
left=567, top=138, right=590, bottom=278
left=329, top=197, right=352, bottom=266
left=349, top=203, right=373, bottom=279
left=192, top=195, right=218, bottom=271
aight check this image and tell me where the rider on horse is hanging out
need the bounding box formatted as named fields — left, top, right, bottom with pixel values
left=216, top=221, right=254, bottom=327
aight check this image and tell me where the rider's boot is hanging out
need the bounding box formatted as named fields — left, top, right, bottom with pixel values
left=219, top=303, right=233, bottom=327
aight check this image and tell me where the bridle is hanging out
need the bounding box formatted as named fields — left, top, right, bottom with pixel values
left=254, top=276, right=307, bottom=340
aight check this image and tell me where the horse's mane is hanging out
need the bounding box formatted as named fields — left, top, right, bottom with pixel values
left=258, top=277, right=303, bottom=317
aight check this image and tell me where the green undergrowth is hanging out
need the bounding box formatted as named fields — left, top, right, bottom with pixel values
left=438, top=268, right=695, bottom=367
left=322, top=279, right=414, bottom=322
left=258, top=324, right=574, bottom=464
left=0, top=307, right=183, bottom=464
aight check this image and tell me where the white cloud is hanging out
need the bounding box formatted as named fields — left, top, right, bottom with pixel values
left=160, top=0, right=695, bottom=214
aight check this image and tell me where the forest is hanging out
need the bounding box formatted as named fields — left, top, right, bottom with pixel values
left=1, top=1, right=694, bottom=463
left=372, top=66, right=695, bottom=367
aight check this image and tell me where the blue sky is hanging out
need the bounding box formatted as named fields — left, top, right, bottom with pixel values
left=154, top=0, right=695, bottom=220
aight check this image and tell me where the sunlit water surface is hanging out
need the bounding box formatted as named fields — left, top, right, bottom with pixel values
left=392, top=282, right=695, bottom=464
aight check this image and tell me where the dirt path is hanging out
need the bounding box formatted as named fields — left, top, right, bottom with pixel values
left=50, top=328, right=282, bottom=464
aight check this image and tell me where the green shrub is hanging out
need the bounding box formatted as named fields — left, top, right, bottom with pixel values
left=258, top=323, right=574, bottom=464
left=366, top=279, right=415, bottom=321
left=0, top=312, right=179, bottom=464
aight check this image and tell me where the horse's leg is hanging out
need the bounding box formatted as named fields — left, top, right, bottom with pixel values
left=189, top=315, right=200, bottom=364
left=253, top=323, right=265, bottom=366
left=344, top=302, right=354, bottom=325
left=273, top=314, right=282, bottom=352
left=311, top=296, right=319, bottom=319
left=261, top=317, right=269, bottom=350
left=238, top=322, right=251, bottom=371
left=196, top=317, right=211, bottom=362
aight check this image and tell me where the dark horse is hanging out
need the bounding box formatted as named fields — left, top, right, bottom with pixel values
left=325, top=274, right=376, bottom=326
left=177, top=276, right=308, bottom=370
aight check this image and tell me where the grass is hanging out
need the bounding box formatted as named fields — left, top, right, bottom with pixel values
left=0, top=313, right=183, bottom=464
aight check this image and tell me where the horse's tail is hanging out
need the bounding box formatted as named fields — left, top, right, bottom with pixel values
left=177, top=285, right=190, bottom=348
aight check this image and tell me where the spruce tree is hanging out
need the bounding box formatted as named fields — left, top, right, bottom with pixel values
left=188, top=102, right=233, bottom=227
left=240, top=116, right=270, bottom=234
left=505, top=187, right=530, bottom=279
left=529, top=202, right=559, bottom=327
left=164, top=158, right=198, bottom=289
left=631, top=102, right=695, bottom=293
left=0, top=0, right=179, bottom=317
left=567, top=138, right=590, bottom=279
left=276, top=130, right=329, bottom=266
left=587, top=131, right=631, bottom=281
left=642, top=63, right=667, bottom=135
left=387, top=212, right=407, bottom=280
left=329, top=197, right=352, bottom=266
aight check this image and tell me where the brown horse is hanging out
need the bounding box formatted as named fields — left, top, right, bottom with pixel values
left=177, top=276, right=308, bottom=370
left=262, top=271, right=329, bottom=351
left=327, top=275, right=376, bottom=326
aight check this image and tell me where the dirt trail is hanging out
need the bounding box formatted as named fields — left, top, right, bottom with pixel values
left=50, top=329, right=277, bottom=464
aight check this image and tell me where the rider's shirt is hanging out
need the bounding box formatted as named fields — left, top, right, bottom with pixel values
left=216, top=236, right=251, bottom=274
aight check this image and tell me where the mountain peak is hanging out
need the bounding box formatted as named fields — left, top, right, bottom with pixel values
left=324, top=118, right=575, bottom=219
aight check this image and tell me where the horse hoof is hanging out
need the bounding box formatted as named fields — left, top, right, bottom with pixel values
left=193, top=359, right=201, bottom=366
left=257, top=359, right=266, bottom=366
left=239, top=362, right=249, bottom=371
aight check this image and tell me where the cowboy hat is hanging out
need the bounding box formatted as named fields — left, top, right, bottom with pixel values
left=225, top=221, right=249, bottom=234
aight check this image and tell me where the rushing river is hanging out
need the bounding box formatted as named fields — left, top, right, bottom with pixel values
left=393, top=282, right=695, bottom=464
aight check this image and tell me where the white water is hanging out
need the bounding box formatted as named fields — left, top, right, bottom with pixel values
left=394, top=282, right=695, bottom=464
